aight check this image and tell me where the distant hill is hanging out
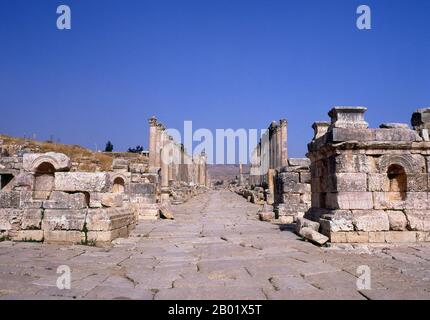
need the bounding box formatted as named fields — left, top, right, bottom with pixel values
left=207, top=164, right=249, bottom=183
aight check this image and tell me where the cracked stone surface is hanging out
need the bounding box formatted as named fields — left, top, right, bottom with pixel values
left=1, top=190, right=430, bottom=300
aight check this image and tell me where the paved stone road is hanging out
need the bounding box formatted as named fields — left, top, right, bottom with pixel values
left=1, top=190, right=430, bottom=299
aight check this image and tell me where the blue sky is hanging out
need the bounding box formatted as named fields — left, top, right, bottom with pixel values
left=0, top=0, right=429, bottom=160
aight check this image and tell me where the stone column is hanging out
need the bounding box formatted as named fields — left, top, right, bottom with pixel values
left=155, top=123, right=165, bottom=169
left=279, top=119, right=288, bottom=167
left=148, top=117, right=158, bottom=169
left=198, top=152, right=206, bottom=186
left=160, top=132, right=170, bottom=204
left=269, top=123, right=275, bottom=170
left=257, top=142, right=262, bottom=186
left=267, top=169, right=275, bottom=205
left=273, top=125, right=279, bottom=168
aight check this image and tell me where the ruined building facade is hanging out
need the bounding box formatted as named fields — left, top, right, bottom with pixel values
left=238, top=119, right=311, bottom=223
left=0, top=117, right=208, bottom=244
left=306, top=107, right=430, bottom=243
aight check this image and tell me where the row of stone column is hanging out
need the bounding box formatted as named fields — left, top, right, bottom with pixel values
left=148, top=116, right=208, bottom=188
left=249, top=119, right=288, bottom=184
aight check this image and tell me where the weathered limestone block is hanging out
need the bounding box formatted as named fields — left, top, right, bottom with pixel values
left=328, top=107, right=368, bottom=129
left=299, top=227, right=329, bottom=245
left=86, top=208, right=134, bottom=231
left=330, top=128, right=374, bottom=142
left=21, top=209, right=43, bottom=230
left=135, top=203, right=159, bottom=220
left=259, top=211, right=274, bottom=222
left=383, top=231, right=418, bottom=243
left=329, top=232, right=348, bottom=243
left=279, top=172, right=299, bottom=184
left=416, top=231, right=430, bottom=242
left=129, top=183, right=155, bottom=195
left=279, top=215, right=294, bottom=224
left=281, top=193, right=301, bottom=204
left=87, top=227, right=129, bottom=243
left=100, top=193, right=123, bottom=208
left=278, top=202, right=308, bottom=216
left=405, top=211, right=430, bottom=231
left=326, top=192, right=373, bottom=210
left=0, top=191, right=20, bottom=208
left=352, top=210, right=389, bottom=232
left=368, top=174, right=389, bottom=192
left=300, top=172, right=311, bottom=184
left=88, top=192, right=103, bottom=208
left=129, top=163, right=146, bottom=174
left=160, top=204, right=174, bottom=220
left=23, top=152, right=71, bottom=172
left=17, top=191, right=40, bottom=209
left=387, top=211, right=408, bottom=231
left=283, top=182, right=310, bottom=194
left=55, top=172, right=110, bottom=192
left=0, top=208, right=23, bottom=231
left=345, top=231, right=369, bottom=243
left=42, top=209, right=87, bottom=231
left=319, top=210, right=354, bottom=233
left=331, top=153, right=376, bottom=174
left=112, top=159, right=129, bottom=171
left=13, top=230, right=44, bottom=242
left=44, top=230, right=85, bottom=244
left=373, top=192, right=406, bottom=210
left=43, top=191, right=87, bottom=209
left=374, top=128, right=422, bottom=142
left=328, top=173, right=367, bottom=192
left=295, top=217, right=320, bottom=233
left=288, top=158, right=310, bottom=167
left=407, top=174, right=428, bottom=192
left=406, top=192, right=428, bottom=210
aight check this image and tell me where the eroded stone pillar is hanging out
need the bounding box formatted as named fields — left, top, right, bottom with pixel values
left=160, top=132, right=170, bottom=204
left=148, top=117, right=158, bottom=170
left=267, top=168, right=275, bottom=205
left=279, top=119, right=288, bottom=167
left=155, top=123, right=164, bottom=169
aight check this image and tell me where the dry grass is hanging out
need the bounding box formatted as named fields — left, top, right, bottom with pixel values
left=0, top=134, right=114, bottom=171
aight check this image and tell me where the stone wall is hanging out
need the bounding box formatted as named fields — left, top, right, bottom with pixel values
left=306, top=107, right=430, bottom=243
left=275, top=158, right=311, bottom=222
left=0, top=152, right=136, bottom=244
left=147, top=116, right=209, bottom=208
left=235, top=119, right=311, bottom=222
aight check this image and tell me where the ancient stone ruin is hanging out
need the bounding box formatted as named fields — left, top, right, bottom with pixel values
left=235, top=119, right=311, bottom=224
left=2, top=107, right=430, bottom=246
left=306, top=107, right=430, bottom=243
left=232, top=107, right=430, bottom=245
left=0, top=117, right=208, bottom=244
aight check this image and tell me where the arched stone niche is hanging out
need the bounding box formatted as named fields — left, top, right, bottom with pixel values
left=386, top=164, right=407, bottom=201
left=378, top=154, right=424, bottom=174
left=23, top=152, right=71, bottom=173
left=33, top=162, right=56, bottom=200
left=110, top=173, right=130, bottom=193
